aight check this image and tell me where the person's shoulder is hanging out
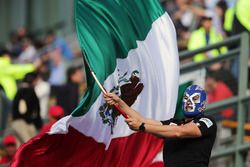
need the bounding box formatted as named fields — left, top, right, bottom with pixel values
left=200, top=114, right=215, bottom=120
left=197, top=114, right=217, bottom=128
left=192, top=27, right=205, bottom=35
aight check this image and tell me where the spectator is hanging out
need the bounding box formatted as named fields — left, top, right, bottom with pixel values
left=209, top=68, right=238, bottom=95
left=52, top=66, right=84, bottom=115
left=11, top=72, right=42, bottom=143
left=188, top=13, right=227, bottom=63
left=204, top=0, right=220, bottom=11
left=16, top=27, right=29, bottom=42
left=172, top=0, right=195, bottom=32
left=18, top=38, right=37, bottom=64
left=231, top=0, right=250, bottom=35
left=205, top=71, right=234, bottom=120
left=171, top=0, right=198, bottom=50
left=34, top=70, right=51, bottom=121
left=5, top=31, right=22, bottom=58
left=48, top=48, right=66, bottom=86
left=228, top=0, right=250, bottom=79
left=0, top=87, right=11, bottom=136
left=214, top=0, right=228, bottom=37
left=38, top=51, right=51, bottom=81
left=223, top=6, right=235, bottom=36
left=39, top=105, right=64, bottom=134
left=0, top=49, right=35, bottom=100
left=0, top=135, right=17, bottom=166
left=46, top=30, right=73, bottom=60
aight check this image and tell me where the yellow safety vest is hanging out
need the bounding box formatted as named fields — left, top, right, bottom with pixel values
left=0, top=56, right=35, bottom=100
left=236, top=0, right=250, bottom=31
left=188, top=27, right=227, bottom=62
left=224, top=8, right=235, bottom=32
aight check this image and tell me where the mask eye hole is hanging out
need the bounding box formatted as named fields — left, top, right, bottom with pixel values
left=183, top=95, right=188, bottom=100
left=193, top=95, right=199, bottom=101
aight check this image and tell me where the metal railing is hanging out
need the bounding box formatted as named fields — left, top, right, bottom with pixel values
left=179, top=32, right=250, bottom=167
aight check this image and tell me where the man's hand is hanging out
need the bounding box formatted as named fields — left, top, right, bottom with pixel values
left=125, top=117, right=142, bottom=131
left=103, top=92, right=147, bottom=125
left=103, top=93, right=121, bottom=106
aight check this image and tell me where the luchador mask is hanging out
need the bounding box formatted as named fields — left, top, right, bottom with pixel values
left=182, top=85, right=207, bottom=118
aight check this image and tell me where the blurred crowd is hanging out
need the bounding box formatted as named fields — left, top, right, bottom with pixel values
left=0, top=26, right=86, bottom=166
left=163, top=0, right=249, bottom=121
left=0, top=0, right=249, bottom=166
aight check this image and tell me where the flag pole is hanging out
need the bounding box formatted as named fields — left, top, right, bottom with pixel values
left=90, top=71, right=128, bottom=119
left=83, top=56, right=128, bottom=118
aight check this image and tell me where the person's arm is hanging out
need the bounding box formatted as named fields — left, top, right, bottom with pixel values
left=126, top=117, right=202, bottom=138
left=104, top=93, right=162, bottom=125
left=145, top=122, right=202, bottom=138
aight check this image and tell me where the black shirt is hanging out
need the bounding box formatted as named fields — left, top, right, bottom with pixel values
left=161, top=114, right=217, bottom=167
left=51, top=82, right=79, bottom=115
left=12, top=86, right=42, bottom=129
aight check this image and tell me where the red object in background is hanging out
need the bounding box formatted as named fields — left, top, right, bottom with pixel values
left=48, top=105, right=64, bottom=119
left=1, top=135, right=17, bottom=165
left=39, top=106, right=65, bottom=134
left=0, top=156, right=11, bottom=165
left=208, top=81, right=234, bottom=118
left=3, top=135, right=17, bottom=146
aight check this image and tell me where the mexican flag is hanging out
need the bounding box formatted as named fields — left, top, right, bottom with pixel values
left=11, top=0, right=179, bottom=166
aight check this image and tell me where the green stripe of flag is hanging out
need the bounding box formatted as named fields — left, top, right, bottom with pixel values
left=74, top=0, right=164, bottom=116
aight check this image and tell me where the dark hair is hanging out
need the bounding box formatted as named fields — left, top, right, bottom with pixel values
left=0, top=47, right=10, bottom=57
left=67, top=66, right=82, bottom=83
left=201, top=16, right=213, bottom=21
left=216, top=0, right=228, bottom=13
left=23, top=71, right=39, bottom=85
left=206, top=69, right=238, bottom=95
left=206, top=70, right=221, bottom=81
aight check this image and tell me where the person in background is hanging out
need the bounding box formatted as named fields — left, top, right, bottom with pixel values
left=39, top=105, right=64, bottom=134
left=231, top=0, right=250, bottom=35
left=171, top=0, right=205, bottom=51
left=214, top=0, right=228, bottom=37
left=11, top=72, right=42, bottom=143
left=46, top=30, right=73, bottom=61
left=205, top=71, right=234, bottom=120
left=228, top=0, right=250, bottom=80
left=0, top=135, right=17, bottom=166
left=0, top=49, right=36, bottom=101
left=34, top=70, right=51, bottom=120
left=0, top=86, right=11, bottom=136
left=5, top=31, right=22, bottom=58
left=48, top=48, right=66, bottom=86
left=52, top=66, right=84, bottom=115
left=17, top=38, right=37, bottom=64
left=16, top=27, right=29, bottom=42
left=188, top=13, right=227, bottom=63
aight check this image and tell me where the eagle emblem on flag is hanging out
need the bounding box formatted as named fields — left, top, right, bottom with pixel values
left=99, top=70, right=144, bottom=134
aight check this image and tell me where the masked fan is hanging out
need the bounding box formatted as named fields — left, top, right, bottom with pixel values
left=104, top=84, right=217, bottom=167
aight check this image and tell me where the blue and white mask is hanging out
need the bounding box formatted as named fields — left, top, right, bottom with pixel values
left=182, top=85, right=207, bottom=118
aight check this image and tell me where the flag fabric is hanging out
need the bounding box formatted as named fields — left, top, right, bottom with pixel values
left=11, top=0, right=179, bottom=166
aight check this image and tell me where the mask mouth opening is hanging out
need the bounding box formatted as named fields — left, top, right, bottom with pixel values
left=185, top=105, right=193, bottom=111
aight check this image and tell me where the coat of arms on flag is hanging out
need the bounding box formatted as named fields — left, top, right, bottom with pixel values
left=99, top=69, right=144, bottom=134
